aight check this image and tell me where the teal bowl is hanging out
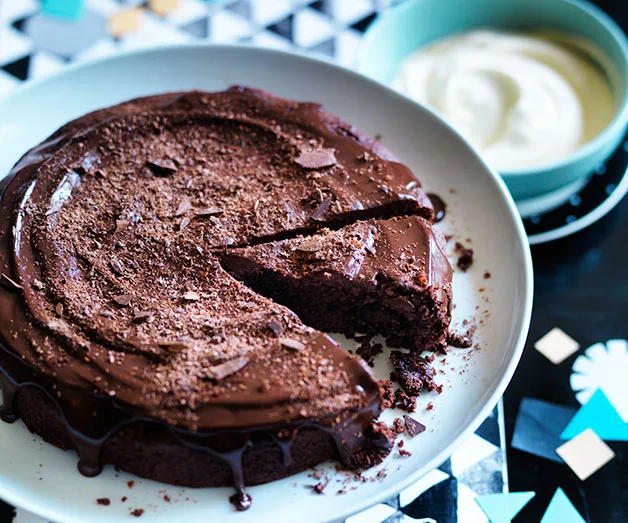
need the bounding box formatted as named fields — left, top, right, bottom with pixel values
left=355, top=0, right=628, bottom=201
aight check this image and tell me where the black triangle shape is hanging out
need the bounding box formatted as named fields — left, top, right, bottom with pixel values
left=351, top=12, right=377, bottom=33
left=309, top=38, right=335, bottom=57
left=401, top=475, right=457, bottom=522
left=475, top=412, right=500, bottom=447
left=226, top=0, right=251, bottom=20
left=180, top=17, right=209, bottom=39
left=0, top=500, right=15, bottom=523
left=1, top=55, right=31, bottom=81
left=308, top=1, right=331, bottom=16
left=267, top=14, right=293, bottom=41
left=11, top=16, right=29, bottom=33
left=438, top=457, right=453, bottom=475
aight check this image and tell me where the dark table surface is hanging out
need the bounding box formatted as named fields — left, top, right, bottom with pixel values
left=505, top=184, right=628, bottom=518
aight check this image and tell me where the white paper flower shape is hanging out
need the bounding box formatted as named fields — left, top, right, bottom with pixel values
left=570, top=339, right=628, bottom=421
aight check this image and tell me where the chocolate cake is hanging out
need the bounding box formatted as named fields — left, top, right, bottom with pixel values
left=221, top=216, right=452, bottom=353
left=0, top=87, right=451, bottom=509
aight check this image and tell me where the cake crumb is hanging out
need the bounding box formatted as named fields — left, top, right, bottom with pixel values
left=379, top=379, right=395, bottom=409
left=483, top=271, right=491, bottom=279
left=127, top=481, right=135, bottom=489
left=130, top=508, right=144, bottom=517
left=355, top=336, right=384, bottom=367
left=455, top=242, right=474, bottom=272
left=96, top=498, right=110, bottom=506
left=308, top=478, right=329, bottom=494
left=390, top=351, right=440, bottom=395
left=393, top=389, right=417, bottom=413
left=392, top=417, right=405, bottom=434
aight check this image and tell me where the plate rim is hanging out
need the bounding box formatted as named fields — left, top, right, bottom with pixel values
left=0, top=42, right=534, bottom=523
left=527, top=161, right=628, bottom=245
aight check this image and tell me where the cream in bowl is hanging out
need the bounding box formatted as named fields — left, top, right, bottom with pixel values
left=392, top=29, right=616, bottom=172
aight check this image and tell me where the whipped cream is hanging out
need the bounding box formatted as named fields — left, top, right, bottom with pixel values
left=393, top=30, right=616, bottom=170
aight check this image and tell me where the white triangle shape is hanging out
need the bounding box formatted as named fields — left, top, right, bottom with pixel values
left=29, top=52, right=65, bottom=80
left=331, top=0, right=374, bottom=25
left=249, top=0, right=292, bottom=27
left=0, top=27, right=34, bottom=63
left=293, top=8, right=334, bottom=49
left=166, top=0, right=209, bottom=26
left=210, top=9, right=252, bottom=43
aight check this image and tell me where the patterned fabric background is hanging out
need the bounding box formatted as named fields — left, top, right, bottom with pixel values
left=0, top=1, right=508, bottom=521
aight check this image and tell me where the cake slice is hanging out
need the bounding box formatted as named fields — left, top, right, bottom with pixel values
left=221, top=216, right=452, bottom=354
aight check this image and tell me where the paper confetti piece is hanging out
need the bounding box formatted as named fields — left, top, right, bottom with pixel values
left=570, top=339, right=628, bottom=416
left=511, top=397, right=576, bottom=462
left=603, top=378, right=628, bottom=423
left=41, top=0, right=85, bottom=21
left=556, top=428, right=614, bottom=480
left=475, top=492, right=535, bottom=523
left=561, top=389, right=628, bottom=441
left=148, top=0, right=180, bottom=16
left=108, top=8, right=142, bottom=38
left=534, top=327, right=580, bottom=364
left=540, top=488, right=586, bottom=523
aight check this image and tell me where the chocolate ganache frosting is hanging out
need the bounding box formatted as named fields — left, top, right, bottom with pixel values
left=0, top=87, right=445, bottom=509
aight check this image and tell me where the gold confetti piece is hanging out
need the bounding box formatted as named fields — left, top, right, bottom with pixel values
left=556, top=428, right=615, bottom=480
left=148, top=0, right=180, bottom=17
left=108, top=8, right=142, bottom=39
left=534, top=327, right=580, bottom=365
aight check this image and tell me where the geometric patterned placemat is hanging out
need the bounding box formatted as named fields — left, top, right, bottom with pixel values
left=0, top=2, right=508, bottom=521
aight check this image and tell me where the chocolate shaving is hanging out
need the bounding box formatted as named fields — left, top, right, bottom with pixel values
left=146, top=159, right=177, bottom=176
left=310, top=197, right=332, bottom=221
left=206, top=356, right=249, bottom=380
left=195, top=207, right=223, bottom=217
left=109, top=258, right=125, bottom=276
left=132, top=311, right=153, bottom=324
left=295, top=148, right=337, bottom=169
left=279, top=337, right=305, bottom=351
left=32, top=278, right=44, bottom=291
left=115, top=219, right=130, bottom=233
left=0, top=273, right=22, bottom=291
left=182, top=291, right=200, bottom=301
left=99, top=310, right=114, bottom=319
left=175, top=199, right=192, bottom=217
left=268, top=320, right=283, bottom=336
left=159, top=341, right=190, bottom=353
left=294, top=238, right=323, bottom=252
left=403, top=415, right=426, bottom=437
left=179, top=217, right=190, bottom=231
left=113, top=294, right=132, bottom=307
left=55, top=303, right=64, bottom=316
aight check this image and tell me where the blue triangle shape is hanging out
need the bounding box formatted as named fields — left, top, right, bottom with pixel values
left=475, top=492, right=535, bottom=523
left=560, top=389, right=628, bottom=441
left=540, top=488, right=586, bottom=523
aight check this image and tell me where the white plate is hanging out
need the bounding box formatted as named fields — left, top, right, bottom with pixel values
left=0, top=45, right=533, bottom=523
